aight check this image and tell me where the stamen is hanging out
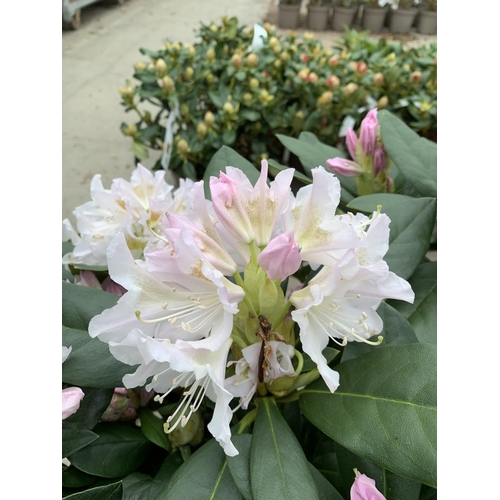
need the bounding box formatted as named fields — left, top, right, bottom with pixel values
left=146, top=220, right=170, bottom=243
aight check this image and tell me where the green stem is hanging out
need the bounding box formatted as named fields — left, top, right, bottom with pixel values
left=293, top=349, right=304, bottom=377
left=233, top=271, right=257, bottom=317
left=230, top=334, right=248, bottom=350
left=236, top=408, right=257, bottom=434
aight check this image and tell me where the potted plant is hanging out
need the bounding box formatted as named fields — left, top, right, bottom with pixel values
left=417, top=0, right=437, bottom=34
left=307, top=0, right=330, bottom=31
left=332, top=0, right=358, bottom=32
left=278, top=0, right=302, bottom=29
left=389, top=0, right=418, bottom=34
left=361, top=0, right=387, bottom=32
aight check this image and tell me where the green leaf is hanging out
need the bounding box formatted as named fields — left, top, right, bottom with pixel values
left=63, top=429, right=99, bottom=458
left=132, top=141, right=149, bottom=161
left=342, top=302, right=418, bottom=361
left=299, top=343, right=437, bottom=487
left=62, top=388, right=113, bottom=430
left=62, top=466, right=98, bottom=489
left=203, top=146, right=261, bottom=199
left=250, top=398, right=320, bottom=500
left=62, top=282, right=136, bottom=388
left=226, top=434, right=252, bottom=500
left=308, top=463, right=344, bottom=500
left=347, top=194, right=436, bottom=280
left=335, top=443, right=421, bottom=500
left=379, top=110, right=437, bottom=198
left=122, top=473, right=154, bottom=500
left=267, top=158, right=312, bottom=185
left=70, top=423, right=154, bottom=478
left=276, top=133, right=357, bottom=202
left=140, top=409, right=172, bottom=451
left=388, top=261, right=437, bottom=344
left=165, top=439, right=244, bottom=500
left=302, top=347, right=340, bottom=372
left=222, top=129, right=237, bottom=146
left=149, top=453, right=184, bottom=499
left=239, top=110, right=260, bottom=121
left=63, top=481, right=122, bottom=500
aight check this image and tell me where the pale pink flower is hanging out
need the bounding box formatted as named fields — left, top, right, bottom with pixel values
left=359, top=109, right=378, bottom=154
left=350, top=470, right=386, bottom=500
left=326, top=158, right=363, bottom=178
left=258, top=231, right=302, bottom=281
left=62, top=387, right=85, bottom=420
left=346, top=127, right=358, bottom=160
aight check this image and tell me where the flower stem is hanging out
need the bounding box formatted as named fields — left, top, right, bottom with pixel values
left=293, top=349, right=304, bottom=377
left=233, top=271, right=257, bottom=317
left=235, top=408, right=257, bottom=434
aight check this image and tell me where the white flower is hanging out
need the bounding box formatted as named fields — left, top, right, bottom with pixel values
left=62, top=346, right=72, bottom=363
left=291, top=250, right=414, bottom=393
left=62, top=164, right=191, bottom=267
left=62, top=387, right=85, bottom=420
left=225, top=341, right=295, bottom=410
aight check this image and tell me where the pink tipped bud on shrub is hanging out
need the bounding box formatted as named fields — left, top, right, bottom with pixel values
left=326, top=75, right=340, bottom=89
left=328, top=54, right=340, bottom=68
left=306, top=72, right=318, bottom=83
left=373, top=72, right=384, bottom=85
left=346, top=127, right=358, bottom=160
left=155, top=58, right=167, bottom=77
left=297, top=68, right=310, bottom=80
left=300, top=53, right=309, bottom=63
left=326, top=158, right=363, bottom=177
left=343, top=82, right=358, bottom=96
left=246, top=53, right=259, bottom=67
left=204, top=111, right=215, bottom=127
left=350, top=470, right=386, bottom=500
left=360, top=109, right=379, bottom=155
left=62, top=387, right=85, bottom=420
left=411, top=71, right=423, bottom=83
left=373, top=147, right=387, bottom=176
left=258, top=231, right=302, bottom=281
left=356, top=61, right=368, bottom=75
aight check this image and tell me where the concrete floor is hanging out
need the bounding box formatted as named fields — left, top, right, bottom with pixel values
left=62, top=0, right=436, bottom=223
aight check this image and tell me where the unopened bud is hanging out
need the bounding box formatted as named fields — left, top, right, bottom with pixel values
left=206, top=48, right=216, bottom=62
left=231, top=53, right=243, bottom=69
left=197, top=122, right=208, bottom=138
left=185, top=67, right=194, bottom=79
left=306, top=72, right=318, bottom=83
left=118, top=85, right=134, bottom=97
left=155, top=58, right=167, bottom=77
left=187, top=45, right=196, bottom=58
left=272, top=44, right=281, bottom=55
left=246, top=53, right=259, bottom=67
left=326, top=75, right=340, bottom=89
left=295, top=110, right=304, bottom=119
left=356, top=61, right=367, bottom=74
left=180, top=103, right=189, bottom=117
left=204, top=111, right=215, bottom=127
left=209, top=24, right=218, bottom=34
left=134, top=61, right=146, bottom=72
left=297, top=68, right=310, bottom=80
left=300, top=53, right=309, bottom=63
left=247, top=78, right=258, bottom=90
left=378, top=96, right=389, bottom=109
left=303, top=31, right=315, bottom=41
left=411, top=71, right=423, bottom=83
left=223, top=102, right=235, bottom=114
left=328, top=55, right=340, bottom=68
left=269, top=36, right=279, bottom=48
left=280, top=51, right=290, bottom=62
left=373, top=72, right=384, bottom=86
left=274, top=59, right=282, bottom=68
left=124, top=123, right=138, bottom=137
left=206, top=73, right=215, bottom=84
left=318, top=91, right=333, bottom=105
left=343, top=82, right=358, bottom=96
left=243, top=92, right=253, bottom=103
left=176, top=139, right=189, bottom=154
left=162, top=76, right=175, bottom=94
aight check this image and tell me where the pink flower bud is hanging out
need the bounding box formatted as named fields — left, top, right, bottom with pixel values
left=326, top=158, right=363, bottom=177
left=62, top=387, right=85, bottom=420
left=102, top=277, right=127, bottom=296
left=360, top=109, right=378, bottom=155
left=258, top=231, right=302, bottom=281
left=373, top=147, right=386, bottom=176
left=74, top=270, right=102, bottom=290
left=350, top=471, right=386, bottom=500
left=346, top=127, right=358, bottom=160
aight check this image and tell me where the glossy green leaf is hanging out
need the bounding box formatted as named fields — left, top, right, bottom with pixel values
left=379, top=110, right=437, bottom=198
left=267, top=158, right=312, bottom=185
left=203, top=146, right=261, bottom=199
left=70, top=423, right=154, bottom=478
left=63, top=429, right=99, bottom=459
left=62, top=282, right=136, bottom=388
left=342, top=302, right=418, bottom=361
left=226, top=434, right=252, bottom=500
left=132, top=141, right=149, bottom=161
left=335, top=443, right=421, bottom=500
left=276, top=132, right=357, bottom=202
left=299, top=344, right=437, bottom=487
left=388, top=261, right=437, bottom=344
left=149, top=453, right=184, bottom=499
left=63, top=481, right=122, bottom=500
left=62, top=466, right=98, bottom=489
left=250, top=398, right=319, bottom=500
left=139, top=409, right=172, bottom=451
left=308, top=463, right=344, bottom=500
left=122, top=473, right=154, bottom=500
left=347, top=194, right=436, bottom=280
left=165, top=439, right=244, bottom=500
